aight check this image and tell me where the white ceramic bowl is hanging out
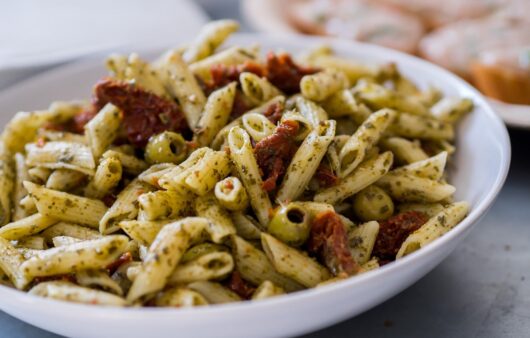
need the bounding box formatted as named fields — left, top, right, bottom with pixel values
left=0, top=34, right=510, bottom=338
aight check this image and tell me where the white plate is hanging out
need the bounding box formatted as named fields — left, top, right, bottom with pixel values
left=0, top=34, right=510, bottom=338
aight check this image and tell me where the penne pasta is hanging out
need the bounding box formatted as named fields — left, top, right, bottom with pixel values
left=188, top=281, right=241, bottom=304
left=300, top=69, right=349, bottom=101
left=159, top=51, right=207, bottom=128
left=101, top=150, right=148, bottom=176
left=24, top=181, right=108, bottom=229
left=240, top=72, right=282, bottom=105
left=230, top=236, right=303, bottom=292
left=154, top=287, right=208, bottom=307
left=190, top=46, right=258, bottom=82
left=251, top=281, right=285, bottom=300
left=314, top=151, right=393, bottom=204
left=376, top=172, right=455, bottom=203
left=347, top=221, right=379, bottom=264
left=397, top=202, right=469, bottom=258
left=194, top=82, right=237, bottom=146
left=195, top=194, right=236, bottom=244
left=100, top=179, right=153, bottom=234
left=261, top=233, right=331, bottom=288
left=228, top=127, right=272, bottom=227
left=168, top=251, right=234, bottom=285
left=390, top=112, right=454, bottom=140
left=242, top=112, right=276, bottom=142
left=26, top=141, right=95, bottom=176
left=0, top=213, right=57, bottom=240
left=276, top=120, right=336, bottom=203
left=12, top=153, right=29, bottom=220
left=84, top=157, right=122, bottom=199
left=84, top=103, right=122, bottom=159
left=125, top=53, right=169, bottom=98
left=0, top=237, right=30, bottom=289
left=126, top=217, right=208, bottom=302
left=214, top=177, right=249, bottom=211
left=392, top=151, right=448, bottom=181
left=42, top=222, right=102, bottom=243
left=339, top=108, right=396, bottom=178
left=0, top=145, right=14, bottom=225
left=20, top=235, right=128, bottom=279
left=379, top=137, right=428, bottom=164
left=119, top=220, right=170, bottom=246
left=183, top=19, right=239, bottom=63
left=45, top=169, right=86, bottom=192
left=431, top=97, right=473, bottom=124
left=29, top=281, right=126, bottom=306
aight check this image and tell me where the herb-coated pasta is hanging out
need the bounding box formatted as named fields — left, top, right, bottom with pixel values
left=0, top=20, right=471, bottom=308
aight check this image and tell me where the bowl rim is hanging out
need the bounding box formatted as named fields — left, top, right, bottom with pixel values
left=0, top=32, right=511, bottom=318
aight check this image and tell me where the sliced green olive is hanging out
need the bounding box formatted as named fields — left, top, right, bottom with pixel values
left=267, top=202, right=311, bottom=247
left=144, top=131, right=187, bottom=164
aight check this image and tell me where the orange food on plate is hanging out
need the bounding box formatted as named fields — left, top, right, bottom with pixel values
left=419, top=16, right=530, bottom=104
left=277, top=0, right=530, bottom=104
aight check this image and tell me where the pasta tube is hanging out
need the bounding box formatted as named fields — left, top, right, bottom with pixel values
left=154, top=287, right=208, bottom=307
left=183, top=19, right=239, bottom=63
left=195, top=82, right=237, bottom=146
left=194, top=194, right=236, bottom=243
left=276, top=120, right=335, bottom=202
left=228, top=127, right=272, bottom=227
left=300, top=69, right=349, bottom=101
left=159, top=51, right=207, bottom=128
left=126, top=217, right=208, bottom=302
left=84, top=103, right=122, bottom=159
left=230, top=236, right=303, bottom=292
left=314, top=151, right=393, bottom=204
left=168, top=251, right=234, bottom=285
left=397, top=202, right=469, bottom=258
left=24, top=181, right=108, bottom=229
left=0, top=213, right=57, bottom=240
left=261, top=233, right=331, bottom=288
left=29, top=281, right=126, bottom=306
left=20, top=235, right=128, bottom=279
left=339, top=108, right=396, bottom=178
left=214, top=177, right=249, bottom=211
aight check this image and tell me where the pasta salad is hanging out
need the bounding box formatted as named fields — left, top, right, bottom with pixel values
left=0, top=20, right=471, bottom=307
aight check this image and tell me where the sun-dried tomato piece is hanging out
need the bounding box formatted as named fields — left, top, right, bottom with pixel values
left=373, top=211, right=428, bottom=261
left=308, top=211, right=361, bottom=276
left=314, top=164, right=338, bottom=188
left=263, top=101, right=285, bottom=125
left=204, top=61, right=265, bottom=94
left=230, top=90, right=252, bottom=120
left=102, top=193, right=117, bottom=207
left=226, top=271, right=255, bottom=300
left=265, top=52, right=319, bottom=94
left=93, top=78, right=189, bottom=147
left=71, top=107, right=98, bottom=134
left=42, top=106, right=97, bottom=135
left=254, top=120, right=299, bottom=192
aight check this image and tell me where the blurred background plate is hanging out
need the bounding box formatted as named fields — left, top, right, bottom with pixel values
left=0, top=0, right=208, bottom=88
left=242, top=0, right=530, bottom=129
left=489, top=99, right=530, bottom=129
